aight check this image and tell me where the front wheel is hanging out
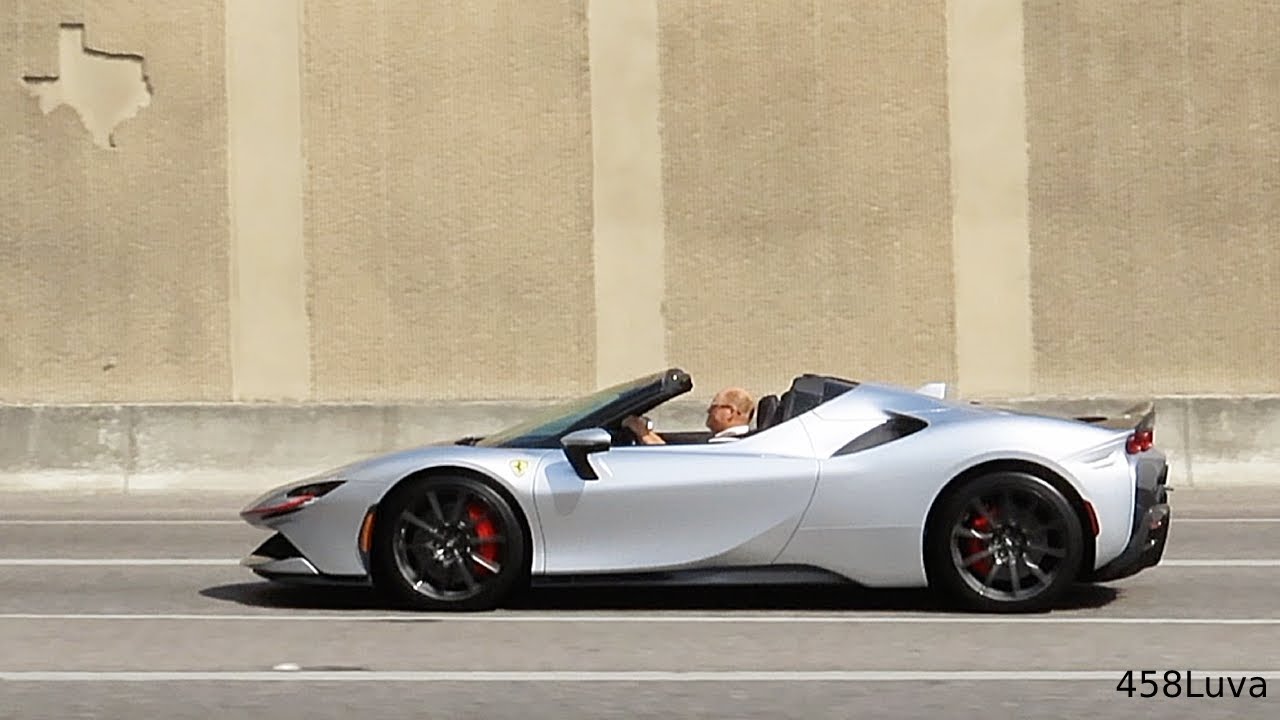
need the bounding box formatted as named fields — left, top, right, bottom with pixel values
left=371, top=474, right=527, bottom=611
left=926, top=472, right=1084, bottom=613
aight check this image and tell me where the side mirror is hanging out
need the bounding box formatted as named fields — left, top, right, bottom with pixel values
left=561, top=428, right=611, bottom=480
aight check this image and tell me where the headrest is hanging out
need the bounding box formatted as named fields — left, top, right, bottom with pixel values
left=755, top=394, right=780, bottom=429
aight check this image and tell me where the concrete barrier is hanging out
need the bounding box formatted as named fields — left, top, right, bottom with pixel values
left=0, top=395, right=1275, bottom=494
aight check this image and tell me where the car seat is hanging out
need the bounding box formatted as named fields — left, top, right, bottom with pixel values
left=755, top=394, right=780, bottom=430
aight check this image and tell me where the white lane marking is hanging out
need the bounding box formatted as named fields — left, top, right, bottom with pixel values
left=1, top=613, right=1279, bottom=626
left=2, top=516, right=1271, bottom=526
left=2, top=557, right=1278, bottom=568
left=0, top=516, right=1275, bottom=527
left=1160, top=559, right=1280, bottom=567
left=2, top=670, right=1279, bottom=682
left=0, top=557, right=1275, bottom=570
left=0, top=520, right=239, bottom=526
left=0, top=559, right=238, bottom=566
left=0, top=558, right=1273, bottom=568
left=1177, top=518, right=1280, bottom=524
left=0, top=516, right=1274, bottom=524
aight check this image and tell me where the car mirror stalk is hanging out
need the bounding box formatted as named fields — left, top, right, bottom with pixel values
left=560, top=428, right=612, bottom=480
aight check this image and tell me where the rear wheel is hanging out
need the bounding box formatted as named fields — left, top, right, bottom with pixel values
left=926, top=472, right=1083, bottom=612
left=371, top=473, right=527, bottom=611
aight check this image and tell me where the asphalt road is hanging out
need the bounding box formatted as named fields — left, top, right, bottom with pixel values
left=1, top=486, right=1278, bottom=719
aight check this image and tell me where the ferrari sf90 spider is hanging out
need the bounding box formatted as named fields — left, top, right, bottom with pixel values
left=240, top=369, right=1170, bottom=613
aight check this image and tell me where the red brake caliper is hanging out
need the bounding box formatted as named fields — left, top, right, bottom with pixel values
left=963, top=509, right=995, bottom=576
left=467, top=503, right=499, bottom=572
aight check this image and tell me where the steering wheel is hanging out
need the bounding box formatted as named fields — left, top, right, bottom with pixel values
left=612, top=423, right=640, bottom=446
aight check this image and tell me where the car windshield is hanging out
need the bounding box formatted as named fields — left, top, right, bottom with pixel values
left=473, top=371, right=665, bottom=447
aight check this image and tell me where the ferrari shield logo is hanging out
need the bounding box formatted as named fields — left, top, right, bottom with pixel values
left=509, top=459, right=529, bottom=476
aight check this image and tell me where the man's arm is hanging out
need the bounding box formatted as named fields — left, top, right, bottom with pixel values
left=622, top=415, right=666, bottom=445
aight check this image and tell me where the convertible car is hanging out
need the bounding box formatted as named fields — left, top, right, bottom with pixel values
left=239, top=369, right=1171, bottom=613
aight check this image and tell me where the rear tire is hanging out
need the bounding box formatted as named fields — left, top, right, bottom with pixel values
left=926, top=471, right=1084, bottom=613
left=371, top=473, right=527, bottom=611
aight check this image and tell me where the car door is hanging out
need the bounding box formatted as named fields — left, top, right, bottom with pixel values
left=532, top=435, right=820, bottom=574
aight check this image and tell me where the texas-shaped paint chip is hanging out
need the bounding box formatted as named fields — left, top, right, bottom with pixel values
left=21, top=24, right=152, bottom=149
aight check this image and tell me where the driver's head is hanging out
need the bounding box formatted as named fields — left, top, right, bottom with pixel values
left=705, top=387, right=754, bottom=433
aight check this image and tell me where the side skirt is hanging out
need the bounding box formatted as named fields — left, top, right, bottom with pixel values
left=529, top=564, right=858, bottom=589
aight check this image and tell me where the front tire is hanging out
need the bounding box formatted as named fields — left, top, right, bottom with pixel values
left=371, top=473, right=527, bottom=611
left=926, top=472, right=1084, bottom=613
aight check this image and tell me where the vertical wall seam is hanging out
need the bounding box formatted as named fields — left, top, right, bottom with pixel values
left=225, top=0, right=312, bottom=401
left=945, top=0, right=1034, bottom=398
left=224, top=0, right=244, bottom=401
left=587, top=0, right=667, bottom=389
left=297, top=0, right=315, bottom=401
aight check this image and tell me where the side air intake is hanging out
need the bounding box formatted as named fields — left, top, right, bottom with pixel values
left=833, top=414, right=928, bottom=456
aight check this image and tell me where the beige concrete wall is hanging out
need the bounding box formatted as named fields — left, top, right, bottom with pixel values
left=2, top=1, right=1278, bottom=406
left=657, top=1, right=956, bottom=399
left=1024, top=0, right=1280, bottom=396
left=302, top=1, right=597, bottom=401
left=2, top=3, right=230, bottom=402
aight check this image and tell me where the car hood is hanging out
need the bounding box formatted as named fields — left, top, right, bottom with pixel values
left=317, top=439, right=550, bottom=485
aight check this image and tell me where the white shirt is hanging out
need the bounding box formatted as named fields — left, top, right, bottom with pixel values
left=707, top=424, right=750, bottom=443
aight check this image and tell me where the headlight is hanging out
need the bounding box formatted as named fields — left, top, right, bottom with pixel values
left=241, top=479, right=346, bottom=520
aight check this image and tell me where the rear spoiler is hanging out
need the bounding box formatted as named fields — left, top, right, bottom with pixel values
left=1076, top=400, right=1155, bottom=432
left=1078, top=401, right=1156, bottom=454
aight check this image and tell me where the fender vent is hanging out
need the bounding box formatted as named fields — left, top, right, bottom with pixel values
left=833, top=414, right=928, bottom=456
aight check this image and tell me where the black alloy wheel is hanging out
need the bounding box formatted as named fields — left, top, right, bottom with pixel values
left=927, top=472, right=1084, bottom=613
left=372, top=474, right=526, bottom=611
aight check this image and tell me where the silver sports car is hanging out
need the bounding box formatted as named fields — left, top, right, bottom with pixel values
left=239, top=369, right=1171, bottom=613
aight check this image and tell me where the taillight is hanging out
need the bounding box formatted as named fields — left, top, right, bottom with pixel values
left=1126, top=428, right=1153, bottom=454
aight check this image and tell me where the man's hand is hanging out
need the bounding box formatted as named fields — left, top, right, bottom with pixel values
left=621, top=415, right=650, bottom=436
left=622, top=415, right=664, bottom=444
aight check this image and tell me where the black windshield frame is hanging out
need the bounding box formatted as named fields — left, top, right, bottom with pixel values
left=473, top=368, right=693, bottom=448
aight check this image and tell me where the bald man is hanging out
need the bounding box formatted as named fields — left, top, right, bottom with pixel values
left=623, top=387, right=756, bottom=445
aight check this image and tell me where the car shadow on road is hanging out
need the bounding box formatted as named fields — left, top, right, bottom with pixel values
left=510, top=583, right=1119, bottom=612
left=200, top=582, right=387, bottom=611
left=200, top=581, right=1120, bottom=614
